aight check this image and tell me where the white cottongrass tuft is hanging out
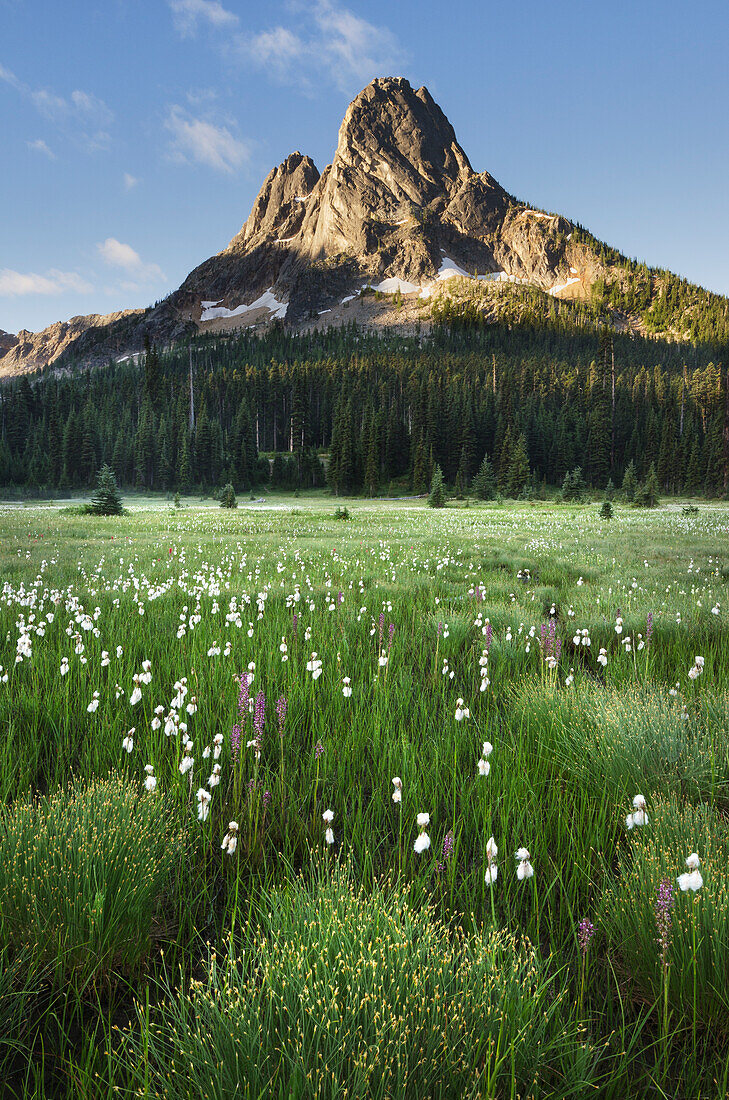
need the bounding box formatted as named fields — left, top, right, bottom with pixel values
left=221, top=821, right=239, bottom=855
left=677, top=852, right=703, bottom=892
left=485, top=836, right=498, bottom=885
left=454, top=698, right=470, bottom=721
left=414, top=831, right=431, bottom=854
left=515, top=846, right=534, bottom=880
left=626, top=793, right=649, bottom=829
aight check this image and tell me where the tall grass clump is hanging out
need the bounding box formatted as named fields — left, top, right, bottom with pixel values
left=0, top=775, right=181, bottom=987
left=119, top=858, right=601, bottom=1099
left=602, top=795, right=729, bottom=1033
left=515, top=683, right=728, bottom=809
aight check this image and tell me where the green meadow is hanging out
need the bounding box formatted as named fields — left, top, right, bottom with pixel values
left=0, top=495, right=728, bottom=1098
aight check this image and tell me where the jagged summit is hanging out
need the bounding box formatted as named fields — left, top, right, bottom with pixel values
left=0, top=77, right=612, bottom=374
left=229, top=152, right=320, bottom=251
left=171, top=75, right=556, bottom=328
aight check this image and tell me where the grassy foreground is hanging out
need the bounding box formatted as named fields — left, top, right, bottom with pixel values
left=0, top=495, right=728, bottom=1098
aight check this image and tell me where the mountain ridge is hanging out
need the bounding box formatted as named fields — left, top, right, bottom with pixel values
left=2, top=76, right=727, bottom=377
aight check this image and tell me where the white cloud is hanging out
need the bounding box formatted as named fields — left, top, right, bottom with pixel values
left=97, top=238, right=164, bottom=284
left=234, top=1, right=406, bottom=91
left=169, top=0, right=238, bottom=36
left=0, top=61, right=113, bottom=152
left=165, top=105, right=249, bottom=173
left=0, top=268, right=92, bottom=297
left=123, top=172, right=139, bottom=190
left=27, top=138, right=56, bottom=159
left=0, top=62, right=21, bottom=90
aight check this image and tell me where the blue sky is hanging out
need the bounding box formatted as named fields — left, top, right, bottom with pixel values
left=2, top=0, right=728, bottom=334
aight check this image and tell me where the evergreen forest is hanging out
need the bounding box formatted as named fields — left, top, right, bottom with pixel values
left=0, top=314, right=727, bottom=498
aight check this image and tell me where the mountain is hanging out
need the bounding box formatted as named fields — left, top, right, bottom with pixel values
left=2, top=77, right=727, bottom=378
left=0, top=309, right=153, bottom=378
left=171, top=76, right=580, bottom=329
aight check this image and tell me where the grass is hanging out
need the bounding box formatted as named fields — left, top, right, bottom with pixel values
left=0, top=495, right=727, bottom=1096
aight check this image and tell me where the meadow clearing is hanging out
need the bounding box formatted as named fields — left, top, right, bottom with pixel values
left=0, top=494, right=728, bottom=1098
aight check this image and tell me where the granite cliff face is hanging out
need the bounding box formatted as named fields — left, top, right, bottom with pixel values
left=1, top=77, right=591, bottom=376
left=170, top=76, right=578, bottom=327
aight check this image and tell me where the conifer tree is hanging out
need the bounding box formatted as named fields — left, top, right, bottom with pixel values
left=428, top=463, right=445, bottom=508
left=88, top=464, right=124, bottom=516
left=622, top=460, right=638, bottom=502
left=561, top=466, right=587, bottom=502
left=506, top=434, right=530, bottom=497
left=472, top=453, right=496, bottom=500
left=634, top=462, right=660, bottom=507
left=220, top=482, right=237, bottom=508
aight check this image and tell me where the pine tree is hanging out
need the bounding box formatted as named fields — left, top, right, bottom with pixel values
left=634, top=462, right=660, bottom=507
left=428, top=463, right=446, bottom=508
left=561, top=466, right=587, bottom=502
left=472, top=453, right=496, bottom=500
left=219, top=482, right=237, bottom=508
left=88, top=464, right=124, bottom=515
left=176, top=427, right=192, bottom=492
left=622, top=460, right=638, bottom=502
left=506, top=434, right=530, bottom=497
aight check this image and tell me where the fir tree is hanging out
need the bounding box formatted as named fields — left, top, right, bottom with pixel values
left=472, top=453, right=496, bottom=500
left=428, top=463, right=446, bottom=508
left=88, top=464, right=124, bottom=516
left=622, top=460, right=638, bottom=502
left=634, top=462, right=660, bottom=507
left=561, top=466, right=587, bottom=502
left=506, top=434, right=530, bottom=498
left=219, top=482, right=237, bottom=508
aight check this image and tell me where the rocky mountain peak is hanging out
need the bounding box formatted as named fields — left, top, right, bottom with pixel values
left=228, top=151, right=320, bottom=252
left=0, top=77, right=591, bottom=375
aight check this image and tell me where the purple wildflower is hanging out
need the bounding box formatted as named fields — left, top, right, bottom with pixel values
left=578, top=918, right=595, bottom=958
left=388, top=622, right=395, bottom=649
left=437, top=621, right=443, bottom=639
left=378, top=611, right=385, bottom=651
left=276, top=695, right=287, bottom=737
left=253, top=690, right=265, bottom=750
left=230, top=722, right=241, bottom=762
left=231, top=670, right=250, bottom=762
left=437, top=830, right=455, bottom=874
left=485, top=621, right=492, bottom=652
left=548, top=617, right=556, bottom=656
left=338, top=590, right=344, bottom=605
left=646, top=611, right=654, bottom=650
left=237, top=671, right=250, bottom=716
left=314, top=740, right=325, bottom=760
left=263, top=790, right=272, bottom=807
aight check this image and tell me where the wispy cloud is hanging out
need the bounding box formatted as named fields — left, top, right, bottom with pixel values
left=0, top=62, right=22, bottom=91
left=0, top=268, right=92, bottom=297
left=0, top=60, right=113, bottom=152
left=123, top=172, right=139, bottom=190
left=97, top=238, right=164, bottom=288
left=233, top=0, right=406, bottom=91
left=168, top=0, right=239, bottom=37
left=164, top=105, right=249, bottom=173
left=27, top=138, right=56, bottom=159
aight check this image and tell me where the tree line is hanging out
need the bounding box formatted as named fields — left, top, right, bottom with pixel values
left=0, top=320, right=726, bottom=497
